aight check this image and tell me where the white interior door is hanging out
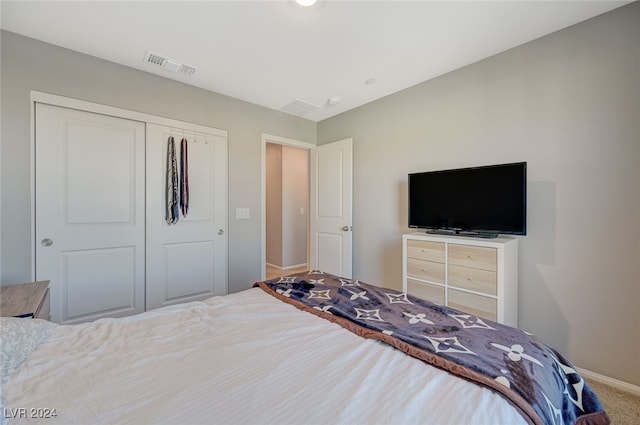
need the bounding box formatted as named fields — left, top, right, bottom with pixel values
left=310, top=138, right=353, bottom=278
left=145, top=123, right=227, bottom=310
left=35, top=103, right=146, bottom=324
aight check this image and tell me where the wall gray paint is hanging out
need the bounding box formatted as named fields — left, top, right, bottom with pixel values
left=318, top=3, right=640, bottom=385
left=266, top=143, right=284, bottom=267
left=281, top=145, right=308, bottom=267
left=0, top=30, right=316, bottom=294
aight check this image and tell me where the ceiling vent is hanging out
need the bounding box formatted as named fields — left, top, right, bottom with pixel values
left=281, top=99, right=321, bottom=116
left=144, top=50, right=197, bottom=76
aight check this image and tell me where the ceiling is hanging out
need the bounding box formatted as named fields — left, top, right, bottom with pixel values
left=0, top=1, right=630, bottom=122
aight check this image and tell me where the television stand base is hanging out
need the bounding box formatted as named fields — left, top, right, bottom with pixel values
left=425, top=229, right=499, bottom=239
left=425, top=229, right=457, bottom=236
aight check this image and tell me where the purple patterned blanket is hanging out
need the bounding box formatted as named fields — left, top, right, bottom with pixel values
left=255, top=271, right=609, bottom=425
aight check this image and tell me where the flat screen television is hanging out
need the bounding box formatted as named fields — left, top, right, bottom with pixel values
left=408, top=162, right=526, bottom=237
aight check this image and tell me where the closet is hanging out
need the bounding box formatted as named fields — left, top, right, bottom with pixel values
left=34, top=101, right=227, bottom=324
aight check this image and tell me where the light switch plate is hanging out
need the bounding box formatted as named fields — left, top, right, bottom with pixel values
left=236, top=207, right=250, bottom=219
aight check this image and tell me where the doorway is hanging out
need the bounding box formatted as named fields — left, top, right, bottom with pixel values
left=261, top=134, right=353, bottom=281
left=264, top=141, right=310, bottom=280
left=261, top=134, right=313, bottom=280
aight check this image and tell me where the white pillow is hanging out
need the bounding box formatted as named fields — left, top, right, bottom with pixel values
left=0, top=317, right=57, bottom=384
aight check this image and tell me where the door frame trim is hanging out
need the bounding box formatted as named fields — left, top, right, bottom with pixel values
left=29, top=91, right=228, bottom=280
left=260, top=133, right=314, bottom=280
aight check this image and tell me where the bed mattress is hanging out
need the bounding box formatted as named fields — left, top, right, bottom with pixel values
left=2, top=287, right=526, bottom=425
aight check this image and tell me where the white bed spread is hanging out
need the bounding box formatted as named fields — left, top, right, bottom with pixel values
left=3, top=288, right=526, bottom=425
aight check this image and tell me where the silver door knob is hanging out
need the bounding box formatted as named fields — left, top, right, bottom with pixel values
left=341, top=226, right=351, bottom=232
left=41, top=238, right=53, bottom=247
left=218, top=229, right=224, bottom=235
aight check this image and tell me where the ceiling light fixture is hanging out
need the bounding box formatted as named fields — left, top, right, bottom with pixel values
left=296, top=0, right=317, bottom=6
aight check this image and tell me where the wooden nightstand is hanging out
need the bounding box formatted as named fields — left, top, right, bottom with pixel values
left=1, top=281, right=51, bottom=320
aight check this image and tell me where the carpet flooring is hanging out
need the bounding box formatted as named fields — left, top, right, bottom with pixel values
left=587, top=379, right=640, bottom=425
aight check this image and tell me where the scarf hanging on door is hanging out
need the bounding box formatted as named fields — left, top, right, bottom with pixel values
left=166, top=136, right=180, bottom=224
left=180, top=138, right=189, bottom=217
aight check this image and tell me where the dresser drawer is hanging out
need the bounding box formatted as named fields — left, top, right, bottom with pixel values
left=448, top=288, right=497, bottom=322
left=407, top=257, right=445, bottom=284
left=448, top=244, right=497, bottom=271
left=407, top=240, right=445, bottom=262
left=448, top=264, right=497, bottom=295
left=407, top=279, right=445, bottom=304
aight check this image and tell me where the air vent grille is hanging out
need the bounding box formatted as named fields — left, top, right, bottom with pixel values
left=143, top=50, right=197, bottom=76
left=180, top=65, right=197, bottom=75
left=281, top=99, right=321, bottom=116
left=145, top=52, right=167, bottom=67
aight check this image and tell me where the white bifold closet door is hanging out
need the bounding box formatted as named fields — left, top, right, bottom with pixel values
left=35, top=104, right=227, bottom=324
left=35, top=103, right=146, bottom=324
left=145, top=123, right=227, bottom=310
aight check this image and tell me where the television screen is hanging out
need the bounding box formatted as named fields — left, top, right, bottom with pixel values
left=408, top=162, right=526, bottom=236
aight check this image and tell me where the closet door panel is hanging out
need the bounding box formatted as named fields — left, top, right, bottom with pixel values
left=65, top=121, right=136, bottom=224
left=163, top=241, right=215, bottom=300
left=35, top=103, right=146, bottom=324
left=63, top=247, right=137, bottom=317
left=146, top=123, right=228, bottom=310
left=181, top=140, right=214, bottom=222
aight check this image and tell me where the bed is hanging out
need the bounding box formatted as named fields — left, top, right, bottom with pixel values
left=1, top=271, right=608, bottom=425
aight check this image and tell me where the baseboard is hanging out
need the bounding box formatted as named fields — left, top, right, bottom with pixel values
left=283, top=263, right=307, bottom=270
left=577, top=367, right=640, bottom=396
left=266, top=263, right=308, bottom=270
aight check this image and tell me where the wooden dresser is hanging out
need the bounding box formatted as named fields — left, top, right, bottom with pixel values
left=402, top=233, right=518, bottom=327
left=1, top=281, right=51, bottom=320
